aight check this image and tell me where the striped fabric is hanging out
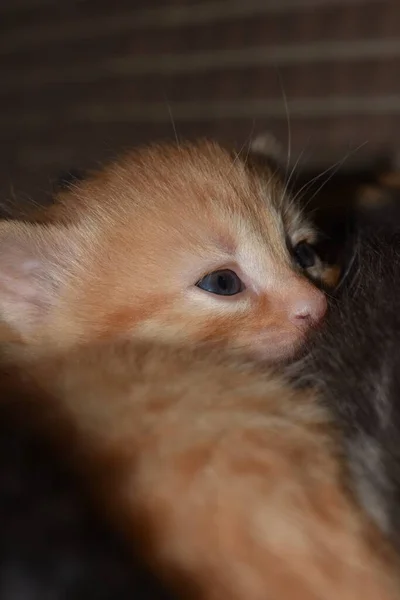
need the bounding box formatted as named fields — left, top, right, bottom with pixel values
left=0, top=0, right=399, bottom=204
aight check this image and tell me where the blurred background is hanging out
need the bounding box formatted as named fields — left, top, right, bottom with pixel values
left=1, top=0, right=399, bottom=205
left=1, top=3, right=400, bottom=599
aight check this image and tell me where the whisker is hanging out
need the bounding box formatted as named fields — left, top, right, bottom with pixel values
left=228, top=123, right=256, bottom=174
left=274, top=69, right=316, bottom=218
left=288, top=136, right=312, bottom=192
left=163, top=94, right=180, bottom=148
left=301, top=158, right=349, bottom=214
left=292, top=141, right=369, bottom=209
left=243, top=119, right=257, bottom=167
left=334, top=229, right=360, bottom=293
left=281, top=147, right=308, bottom=217
left=293, top=158, right=347, bottom=208
left=274, top=67, right=291, bottom=185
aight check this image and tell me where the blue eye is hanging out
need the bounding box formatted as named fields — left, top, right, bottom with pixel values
left=196, top=269, right=245, bottom=296
left=293, top=241, right=316, bottom=269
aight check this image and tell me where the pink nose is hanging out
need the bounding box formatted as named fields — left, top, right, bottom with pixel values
left=289, top=285, right=327, bottom=328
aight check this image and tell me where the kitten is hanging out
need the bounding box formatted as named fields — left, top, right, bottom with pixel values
left=300, top=196, right=400, bottom=551
left=2, top=141, right=400, bottom=597
left=7, top=337, right=399, bottom=600
left=0, top=139, right=330, bottom=600
left=0, top=141, right=326, bottom=362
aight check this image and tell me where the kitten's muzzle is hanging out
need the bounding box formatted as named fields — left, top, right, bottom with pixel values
left=286, top=279, right=327, bottom=329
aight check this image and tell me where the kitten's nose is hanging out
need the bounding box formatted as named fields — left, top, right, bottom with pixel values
left=289, top=283, right=327, bottom=328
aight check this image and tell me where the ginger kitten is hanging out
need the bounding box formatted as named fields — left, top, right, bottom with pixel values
left=0, top=139, right=349, bottom=598
left=0, top=141, right=325, bottom=361
left=8, top=338, right=399, bottom=600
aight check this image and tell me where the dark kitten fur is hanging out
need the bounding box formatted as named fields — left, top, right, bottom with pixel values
left=302, top=199, right=400, bottom=550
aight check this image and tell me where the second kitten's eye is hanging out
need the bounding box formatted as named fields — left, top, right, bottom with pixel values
left=293, top=241, right=317, bottom=269
left=196, top=269, right=245, bottom=296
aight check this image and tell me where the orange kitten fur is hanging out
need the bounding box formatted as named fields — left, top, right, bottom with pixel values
left=0, top=141, right=325, bottom=362
left=1, top=141, right=398, bottom=598
left=10, top=339, right=399, bottom=600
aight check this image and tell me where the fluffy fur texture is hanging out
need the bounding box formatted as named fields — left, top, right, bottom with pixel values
left=7, top=338, right=399, bottom=600
left=0, top=141, right=326, bottom=362
left=2, top=140, right=396, bottom=599
left=0, top=139, right=329, bottom=599
left=300, top=202, right=400, bottom=551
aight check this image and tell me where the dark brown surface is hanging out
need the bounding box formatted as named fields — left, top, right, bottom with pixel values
left=0, top=0, right=399, bottom=205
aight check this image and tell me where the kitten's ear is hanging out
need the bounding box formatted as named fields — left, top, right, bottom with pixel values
left=0, top=221, right=74, bottom=341
left=247, top=132, right=285, bottom=174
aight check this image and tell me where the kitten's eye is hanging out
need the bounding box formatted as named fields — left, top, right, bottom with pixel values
left=293, top=241, right=317, bottom=269
left=196, top=269, right=245, bottom=296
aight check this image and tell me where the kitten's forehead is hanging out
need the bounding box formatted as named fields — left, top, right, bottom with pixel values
left=130, top=141, right=302, bottom=238
left=82, top=140, right=280, bottom=212
left=165, top=142, right=310, bottom=259
left=71, top=140, right=310, bottom=260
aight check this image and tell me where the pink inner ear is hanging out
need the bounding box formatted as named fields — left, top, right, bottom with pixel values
left=21, top=259, right=43, bottom=272
left=0, top=224, right=64, bottom=340
left=0, top=257, right=51, bottom=340
left=1, top=261, right=45, bottom=304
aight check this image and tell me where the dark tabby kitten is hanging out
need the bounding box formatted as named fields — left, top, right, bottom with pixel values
left=251, top=135, right=400, bottom=550
left=302, top=197, right=400, bottom=551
